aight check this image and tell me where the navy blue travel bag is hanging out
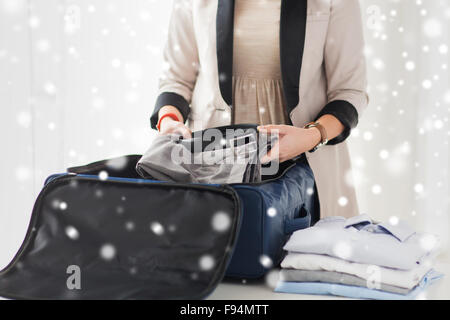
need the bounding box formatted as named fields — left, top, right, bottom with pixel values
left=0, top=125, right=317, bottom=299
left=226, top=156, right=316, bottom=278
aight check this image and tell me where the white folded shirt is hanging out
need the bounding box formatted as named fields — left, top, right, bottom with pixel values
left=283, top=214, right=440, bottom=270
left=280, top=252, right=432, bottom=290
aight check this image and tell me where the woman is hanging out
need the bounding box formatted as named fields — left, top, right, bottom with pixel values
left=150, top=0, right=369, bottom=219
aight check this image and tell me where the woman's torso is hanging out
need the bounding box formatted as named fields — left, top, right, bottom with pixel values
left=232, top=0, right=289, bottom=126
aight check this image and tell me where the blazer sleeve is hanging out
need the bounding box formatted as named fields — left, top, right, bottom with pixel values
left=315, top=0, right=369, bottom=145
left=150, top=0, right=200, bottom=129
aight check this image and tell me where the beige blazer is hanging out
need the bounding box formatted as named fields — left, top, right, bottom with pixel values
left=151, top=0, right=369, bottom=218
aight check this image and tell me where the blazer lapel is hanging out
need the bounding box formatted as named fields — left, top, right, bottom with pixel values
left=216, top=0, right=235, bottom=107
left=216, top=0, right=307, bottom=116
left=280, top=0, right=307, bottom=116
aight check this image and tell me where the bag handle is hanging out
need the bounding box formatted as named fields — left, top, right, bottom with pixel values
left=284, top=205, right=311, bottom=235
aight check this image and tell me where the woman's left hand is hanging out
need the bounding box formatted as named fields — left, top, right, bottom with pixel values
left=257, top=125, right=321, bottom=163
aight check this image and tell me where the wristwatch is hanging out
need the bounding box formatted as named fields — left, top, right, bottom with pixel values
left=304, top=121, right=328, bottom=152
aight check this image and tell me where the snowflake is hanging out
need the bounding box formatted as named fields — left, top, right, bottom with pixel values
left=44, top=82, right=57, bottom=95
left=259, top=255, right=273, bottom=268
left=414, top=183, right=424, bottom=194
left=111, top=58, right=122, bottom=68
left=100, top=244, right=116, bottom=261
left=92, top=97, right=105, bottom=110
left=389, top=216, right=399, bottom=226
left=405, top=61, right=416, bottom=71
left=266, top=207, right=277, bottom=217
left=338, top=196, right=348, bottom=207
left=59, top=201, right=68, bottom=210
left=65, top=226, right=80, bottom=240
left=98, top=171, right=109, bottom=180
left=199, top=255, right=215, bottom=271
left=17, top=111, right=32, bottom=128
left=372, top=184, right=382, bottom=195
left=15, top=166, right=31, bottom=181
left=422, top=79, right=432, bottom=90
left=265, top=270, right=279, bottom=289
left=438, top=44, right=448, bottom=54
left=28, top=16, right=40, bottom=29
left=379, top=150, right=389, bottom=160
left=36, top=39, right=50, bottom=53
left=333, top=241, right=352, bottom=260
left=150, top=222, right=164, bottom=235
left=125, top=221, right=135, bottom=231
left=211, top=211, right=231, bottom=232
left=423, top=18, right=442, bottom=38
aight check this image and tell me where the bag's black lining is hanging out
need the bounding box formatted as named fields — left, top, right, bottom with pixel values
left=0, top=175, right=242, bottom=300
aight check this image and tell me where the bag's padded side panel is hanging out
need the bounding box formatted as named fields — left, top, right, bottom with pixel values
left=222, top=188, right=265, bottom=278
left=0, top=176, right=240, bottom=300
left=225, top=160, right=315, bottom=279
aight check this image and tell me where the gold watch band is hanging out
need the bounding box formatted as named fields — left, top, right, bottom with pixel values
left=304, top=121, right=328, bottom=152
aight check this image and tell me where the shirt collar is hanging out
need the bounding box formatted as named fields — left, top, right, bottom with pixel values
left=344, top=214, right=373, bottom=228
left=344, top=214, right=416, bottom=241
left=377, top=222, right=416, bottom=242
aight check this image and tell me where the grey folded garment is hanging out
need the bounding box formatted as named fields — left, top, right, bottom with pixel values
left=136, top=128, right=276, bottom=184
left=279, top=269, right=411, bottom=295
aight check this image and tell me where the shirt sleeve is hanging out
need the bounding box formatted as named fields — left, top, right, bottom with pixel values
left=315, top=0, right=369, bottom=145
left=150, top=0, right=200, bottom=129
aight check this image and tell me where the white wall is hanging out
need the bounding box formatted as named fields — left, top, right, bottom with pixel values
left=0, top=0, right=167, bottom=268
left=1, top=0, right=449, bottom=269
left=352, top=0, right=450, bottom=251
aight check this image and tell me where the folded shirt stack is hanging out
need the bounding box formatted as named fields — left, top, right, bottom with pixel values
left=275, top=214, right=444, bottom=300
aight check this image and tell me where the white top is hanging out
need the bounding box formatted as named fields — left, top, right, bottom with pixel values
left=281, top=253, right=431, bottom=290
left=283, top=214, right=440, bottom=270
left=232, top=0, right=288, bottom=125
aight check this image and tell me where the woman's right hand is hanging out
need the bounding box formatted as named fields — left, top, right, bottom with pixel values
left=159, top=117, right=192, bottom=139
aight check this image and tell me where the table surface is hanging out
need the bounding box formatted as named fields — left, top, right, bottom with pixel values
left=208, top=257, right=450, bottom=300
left=0, top=256, right=448, bottom=301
